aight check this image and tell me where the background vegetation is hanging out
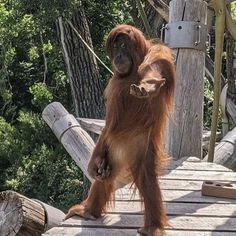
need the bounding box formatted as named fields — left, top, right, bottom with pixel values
left=0, top=0, right=132, bottom=210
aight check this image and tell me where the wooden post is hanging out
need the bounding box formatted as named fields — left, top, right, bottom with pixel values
left=0, top=191, right=65, bottom=236
left=167, top=0, right=207, bottom=159
left=204, top=127, right=236, bottom=170
left=42, top=102, right=95, bottom=182
left=42, top=102, right=126, bottom=189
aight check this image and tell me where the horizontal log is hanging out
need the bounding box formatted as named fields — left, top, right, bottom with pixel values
left=204, top=127, right=236, bottom=170
left=0, top=191, right=65, bottom=236
left=227, top=97, right=236, bottom=124
left=33, top=199, right=65, bottom=231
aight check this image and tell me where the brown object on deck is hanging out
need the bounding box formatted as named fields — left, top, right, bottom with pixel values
left=202, top=180, right=236, bottom=199
left=0, top=191, right=65, bottom=236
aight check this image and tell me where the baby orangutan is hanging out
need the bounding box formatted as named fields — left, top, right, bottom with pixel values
left=65, top=25, right=175, bottom=236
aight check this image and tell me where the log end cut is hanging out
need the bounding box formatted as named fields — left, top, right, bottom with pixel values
left=0, top=191, right=45, bottom=236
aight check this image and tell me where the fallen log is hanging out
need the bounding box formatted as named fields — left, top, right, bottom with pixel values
left=0, top=191, right=65, bottom=236
left=204, top=127, right=236, bottom=170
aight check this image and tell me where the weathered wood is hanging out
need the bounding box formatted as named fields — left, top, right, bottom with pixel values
left=76, top=117, right=104, bottom=135
left=159, top=179, right=224, bottom=190
left=42, top=102, right=95, bottom=182
left=43, top=227, right=236, bottom=236
left=33, top=199, right=65, bottom=231
left=42, top=103, right=127, bottom=188
left=116, top=189, right=236, bottom=203
left=77, top=118, right=218, bottom=155
left=61, top=214, right=236, bottom=231
left=0, top=191, right=44, bottom=236
left=0, top=191, right=65, bottom=236
left=227, top=96, right=236, bottom=125
left=42, top=157, right=236, bottom=235
left=167, top=156, right=231, bottom=172
left=167, top=0, right=207, bottom=159
left=106, top=201, right=236, bottom=216
left=204, top=127, right=236, bottom=170
left=162, top=169, right=236, bottom=181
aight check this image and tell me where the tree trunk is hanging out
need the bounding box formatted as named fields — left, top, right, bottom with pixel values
left=226, top=34, right=236, bottom=97
left=226, top=31, right=236, bottom=128
left=129, top=0, right=170, bottom=38
left=57, top=10, right=104, bottom=119
left=57, top=7, right=104, bottom=197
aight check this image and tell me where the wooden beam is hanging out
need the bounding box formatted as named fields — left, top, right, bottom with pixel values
left=42, top=102, right=95, bottom=182
left=167, top=0, right=207, bottom=159
left=77, top=117, right=104, bottom=135
left=204, top=127, right=236, bottom=170
left=42, top=102, right=127, bottom=188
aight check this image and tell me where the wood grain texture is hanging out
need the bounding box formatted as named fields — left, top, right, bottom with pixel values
left=43, top=227, right=236, bottom=236
left=43, top=157, right=236, bottom=235
left=61, top=214, right=236, bottom=231
left=167, top=0, right=207, bottom=159
left=206, top=127, right=236, bottom=169
left=76, top=117, right=104, bottom=135
left=167, top=156, right=231, bottom=172
left=115, top=189, right=236, bottom=203
left=0, top=191, right=45, bottom=236
left=42, top=102, right=95, bottom=181
left=105, top=201, right=236, bottom=217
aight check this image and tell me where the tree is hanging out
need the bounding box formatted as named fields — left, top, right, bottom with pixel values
left=57, top=9, right=104, bottom=120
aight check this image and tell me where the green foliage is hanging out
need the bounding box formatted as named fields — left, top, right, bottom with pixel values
left=231, top=3, right=236, bottom=21
left=204, top=80, right=222, bottom=130
left=0, top=0, right=133, bottom=211
left=0, top=0, right=79, bottom=210
left=0, top=111, right=83, bottom=210
left=6, top=144, right=83, bottom=210
left=29, top=83, right=53, bottom=109
left=204, top=80, right=214, bottom=128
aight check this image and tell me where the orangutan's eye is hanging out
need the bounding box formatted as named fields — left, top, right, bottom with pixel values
left=120, top=43, right=126, bottom=49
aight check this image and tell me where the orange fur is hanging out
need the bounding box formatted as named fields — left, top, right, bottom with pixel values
left=65, top=25, right=176, bottom=235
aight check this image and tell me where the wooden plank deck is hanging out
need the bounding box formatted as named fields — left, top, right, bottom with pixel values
left=43, top=156, right=236, bottom=236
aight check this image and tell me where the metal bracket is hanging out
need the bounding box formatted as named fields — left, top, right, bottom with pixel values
left=163, top=21, right=208, bottom=51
